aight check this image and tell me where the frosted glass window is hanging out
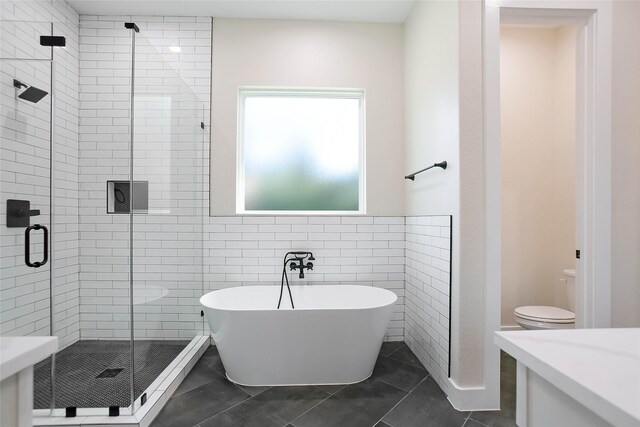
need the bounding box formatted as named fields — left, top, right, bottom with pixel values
left=239, top=90, right=364, bottom=212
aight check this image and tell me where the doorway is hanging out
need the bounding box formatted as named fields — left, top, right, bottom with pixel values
left=483, top=0, right=612, bottom=408
left=499, top=24, right=578, bottom=330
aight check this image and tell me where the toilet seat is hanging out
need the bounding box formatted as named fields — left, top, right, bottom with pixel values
left=514, top=305, right=575, bottom=324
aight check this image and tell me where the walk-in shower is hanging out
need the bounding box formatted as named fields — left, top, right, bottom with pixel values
left=0, top=16, right=208, bottom=420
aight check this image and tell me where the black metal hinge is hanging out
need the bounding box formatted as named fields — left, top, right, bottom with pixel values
left=201, top=310, right=204, bottom=317
left=200, top=122, right=205, bottom=129
left=124, top=22, right=139, bottom=33
left=40, top=35, right=66, bottom=47
left=576, top=250, right=581, bottom=259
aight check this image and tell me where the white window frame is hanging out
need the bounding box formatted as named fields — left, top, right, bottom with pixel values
left=236, top=87, right=366, bottom=215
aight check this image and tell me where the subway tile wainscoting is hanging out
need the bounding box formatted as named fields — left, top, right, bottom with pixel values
left=405, top=216, right=452, bottom=393
left=203, top=215, right=407, bottom=340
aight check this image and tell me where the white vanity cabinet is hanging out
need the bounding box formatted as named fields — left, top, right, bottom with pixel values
left=495, top=328, right=640, bottom=427
left=1, top=336, right=58, bottom=427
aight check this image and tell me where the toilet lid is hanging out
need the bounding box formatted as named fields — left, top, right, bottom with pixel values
left=514, top=306, right=575, bottom=323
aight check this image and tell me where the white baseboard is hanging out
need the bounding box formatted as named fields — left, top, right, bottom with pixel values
left=446, top=378, right=500, bottom=411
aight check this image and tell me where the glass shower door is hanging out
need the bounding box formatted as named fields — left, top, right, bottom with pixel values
left=0, top=56, right=54, bottom=405
left=1, top=18, right=134, bottom=414
left=129, top=32, right=206, bottom=409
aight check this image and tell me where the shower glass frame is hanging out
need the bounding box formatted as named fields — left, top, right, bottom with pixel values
left=1, top=18, right=59, bottom=411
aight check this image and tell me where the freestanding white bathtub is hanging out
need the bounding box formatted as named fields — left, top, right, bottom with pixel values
left=200, top=285, right=397, bottom=386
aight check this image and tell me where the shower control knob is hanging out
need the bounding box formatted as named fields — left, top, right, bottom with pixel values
left=306, top=262, right=313, bottom=270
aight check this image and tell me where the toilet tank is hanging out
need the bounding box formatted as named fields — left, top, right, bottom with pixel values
left=563, top=269, right=576, bottom=312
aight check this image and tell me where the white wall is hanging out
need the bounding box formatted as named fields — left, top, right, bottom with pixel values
left=402, top=0, right=458, bottom=396
left=210, top=18, right=405, bottom=215
left=404, top=0, right=459, bottom=216
left=500, top=26, right=576, bottom=326
left=456, top=0, right=488, bottom=395
left=611, top=0, right=640, bottom=327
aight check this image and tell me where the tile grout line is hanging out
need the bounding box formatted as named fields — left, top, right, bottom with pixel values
left=172, top=353, right=234, bottom=398
left=373, top=374, right=432, bottom=427
left=199, top=383, right=343, bottom=427
left=464, top=415, right=492, bottom=427
left=374, top=376, right=422, bottom=395
left=192, top=392, right=253, bottom=427
left=163, top=356, right=254, bottom=426
left=238, top=384, right=271, bottom=398
left=384, top=343, right=405, bottom=358
left=286, top=354, right=415, bottom=427
left=385, top=355, right=428, bottom=372
left=287, top=387, right=340, bottom=427
left=461, top=410, right=473, bottom=427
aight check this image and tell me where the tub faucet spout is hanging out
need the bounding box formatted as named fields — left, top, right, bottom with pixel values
left=278, top=251, right=316, bottom=309
left=290, top=257, right=314, bottom=279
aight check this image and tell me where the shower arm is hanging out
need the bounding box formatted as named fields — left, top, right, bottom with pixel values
left=13, top=79, right=28, bottom=89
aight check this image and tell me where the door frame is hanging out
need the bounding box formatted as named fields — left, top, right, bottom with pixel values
left=484, top=0, right=612, bottom=406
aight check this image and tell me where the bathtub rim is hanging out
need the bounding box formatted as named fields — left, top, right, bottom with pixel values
left=200, top=284, right=398, bottom=312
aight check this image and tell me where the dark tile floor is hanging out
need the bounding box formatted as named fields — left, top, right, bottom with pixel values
left=34, top=340, right=189, bottom=408
left=151, top=343, right=516, bottom=427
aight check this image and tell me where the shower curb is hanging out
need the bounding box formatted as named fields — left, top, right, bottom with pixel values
left=32, top=335, right=210, bottom=427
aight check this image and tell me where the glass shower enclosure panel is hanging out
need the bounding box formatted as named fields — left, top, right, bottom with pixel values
left=0, top=20, right=77, bottom=411
left=130, top=33, right=206, bottom=406
left=1, top=17, right=133, bottom=413
left=0, top=56, right=53, bottom=357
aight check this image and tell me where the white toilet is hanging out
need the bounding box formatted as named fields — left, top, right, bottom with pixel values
left=514, top=269, right=576, bottom=330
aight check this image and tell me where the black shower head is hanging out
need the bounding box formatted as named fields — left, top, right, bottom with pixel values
left=19, top=86, right=48, bottom=103
left=13, top=79, right=48, bottom=103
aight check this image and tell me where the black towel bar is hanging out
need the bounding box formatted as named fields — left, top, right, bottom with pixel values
left=405, top=161, right=447, bottom=181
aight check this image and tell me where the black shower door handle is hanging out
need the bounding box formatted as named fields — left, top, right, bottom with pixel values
left=25, top=224, right=48, bottom=268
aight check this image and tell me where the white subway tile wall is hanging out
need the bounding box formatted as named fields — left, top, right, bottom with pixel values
left=204, top=216, right=406, bottom=341
left=78, top=15, right=210, bottom=340
left=404, top=215, right=452, bottom=392
left=0, top=0, right=80, bottom=349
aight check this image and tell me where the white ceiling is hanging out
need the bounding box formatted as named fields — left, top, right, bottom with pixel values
left=67, top=0, right=416, bottom=24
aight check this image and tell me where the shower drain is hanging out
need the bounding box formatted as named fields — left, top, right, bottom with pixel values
left=96, top=368, right=124, bottom=379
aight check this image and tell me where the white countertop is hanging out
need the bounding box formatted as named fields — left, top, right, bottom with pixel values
left=495, top=328, right=640, bottom=427
left=0, top=336, right=58, bottom=381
